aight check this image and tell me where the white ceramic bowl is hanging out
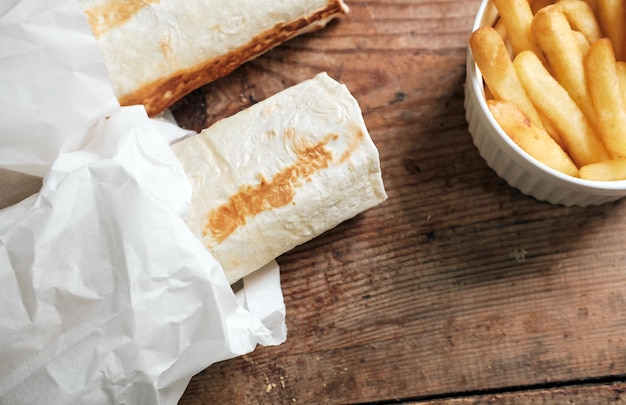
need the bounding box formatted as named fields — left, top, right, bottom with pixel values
left=464, top=0, right=626, bottom=206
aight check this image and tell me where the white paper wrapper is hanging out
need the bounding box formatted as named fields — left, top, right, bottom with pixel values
left=0, top=1, right=287, bottom=404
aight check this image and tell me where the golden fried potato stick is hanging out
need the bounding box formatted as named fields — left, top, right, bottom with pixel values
left=469, top=26, right=546, bottom=130
left=617, top=61, right=626, bottom=103
left=513, top=50, right=610, bottom=167
left=572, top=30, right=591, bottom=54
left=493, top=17, right=508, bottom=38
left=537, top=111, right=566, bottom=149
left=585, top=38, right=626, bottom=157
left=558, top=0, right=602, bottom=44
left=596, top=0, right=626, bottom=61
left=580, top=158, right=626, bottom=181
left=492, top=0, right=546, bottom=61
left=488, top=99, right=579, bottom=177
left=532, top=5, right=597, bottom=124
left=582, top=0, right=599, bottom=16
left=531, top=0, right=556, bottom=14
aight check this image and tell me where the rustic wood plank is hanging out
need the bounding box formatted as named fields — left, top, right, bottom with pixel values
left=173, top=0, right=626, bottom=403
left=412, top=382, right=626, bottom=404
left=0, top=169, right=41, bottom=209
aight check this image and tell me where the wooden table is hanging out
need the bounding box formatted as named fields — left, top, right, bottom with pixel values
left=3, top=0, right=626, bottom=404
left=171, top=0, right=626, bottom=403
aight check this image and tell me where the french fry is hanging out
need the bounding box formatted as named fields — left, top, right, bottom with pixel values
left=582, top=0, right=599, bottom=16
left=487, top=99, right=579, bottom=177
left=513, top=50, right=611, bottom=167
left=531, top=5, right=597, bottom=124
left=492, top=0, right=546, bottom=61
left=558, top=0, right=602, bottom=44
left=493, top=17, right=508, bottom=38
left=537, top=112, right=566, bottom=149
left=472, top=0, right=626, bottom=179
left=596, top=0, right=626, bottom=61
left=584, top=38, right=626, bottom=157
left=617, top=61, right=626, bottom=104
left=580, top=158, right=626, bottom=180
left=573, top=30, right=591, bottom=54
left=469, top=26, right=546, bottom=130
left=531, top=0, right=556, bottom=14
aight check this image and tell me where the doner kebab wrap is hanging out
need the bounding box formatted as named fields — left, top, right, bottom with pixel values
left=79, top=0, right=349, bottom=116
left=172, top=73, right=387, bottom=284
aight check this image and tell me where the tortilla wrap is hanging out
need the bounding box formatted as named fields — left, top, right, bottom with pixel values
left=172, top=72, right=387, bottom=283
left=80, top=0, right=348, bottom=116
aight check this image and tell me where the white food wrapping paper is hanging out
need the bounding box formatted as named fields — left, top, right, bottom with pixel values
left=0, top=1, right=287, bottom=404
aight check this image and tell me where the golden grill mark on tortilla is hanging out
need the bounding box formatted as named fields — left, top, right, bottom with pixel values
left=117, top=1, right=346, bottom=116
left=84, top=0, right=160, bottom=38
left=338, top=127, right=365, bottom=165
left=204, top=133, right=345, bottom=243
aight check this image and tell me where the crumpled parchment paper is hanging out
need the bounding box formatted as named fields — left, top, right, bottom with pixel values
left=0, top=1, right=287, bottom=404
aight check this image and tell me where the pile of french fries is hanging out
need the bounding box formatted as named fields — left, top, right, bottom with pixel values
left=470, top=0, right=626, bottom=181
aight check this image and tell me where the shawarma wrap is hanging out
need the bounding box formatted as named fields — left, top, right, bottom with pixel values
left=79, top=0, right=349, bottom=116
left=172, top=73, right=387, bottom=284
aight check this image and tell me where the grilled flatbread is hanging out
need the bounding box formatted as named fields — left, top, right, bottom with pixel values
left=172, top=73, right=387, bottom=284
left=80, top=0, right=348, bottom=116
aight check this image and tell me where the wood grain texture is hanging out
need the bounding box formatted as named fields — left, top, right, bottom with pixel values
left=172, top=0, right=626, bottom=403
left=414, top=382, right=626, bottom=404
left=0, top=169, right=41, bottom=210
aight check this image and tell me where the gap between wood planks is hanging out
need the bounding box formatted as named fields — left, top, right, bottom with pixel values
left=352, top=375, right=626, bottom=404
